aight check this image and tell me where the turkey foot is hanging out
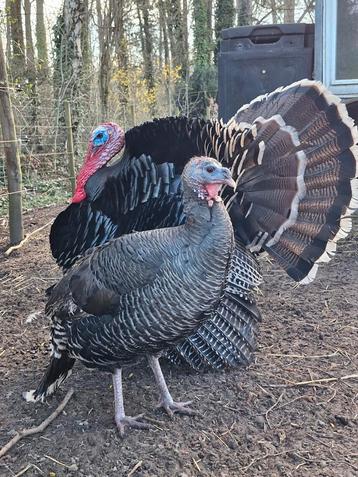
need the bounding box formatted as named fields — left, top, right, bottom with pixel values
left=157, top=398, right=196, bottom=418
left=112, top=368, right=152, bottom=437
left=115, top=413, right=152, bottom=438
left=148, top=355, right=196, bottom=418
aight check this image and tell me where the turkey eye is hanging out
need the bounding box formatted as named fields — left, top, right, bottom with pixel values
left=96, top=133, right=103, bottom=139
left=206, top=166, right=215, bottom=173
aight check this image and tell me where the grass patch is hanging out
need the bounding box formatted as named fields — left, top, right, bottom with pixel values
left=0, top=177, right=71, bottom=217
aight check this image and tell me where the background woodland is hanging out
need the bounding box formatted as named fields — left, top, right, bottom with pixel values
left=0, top=0, right=314, bottom=215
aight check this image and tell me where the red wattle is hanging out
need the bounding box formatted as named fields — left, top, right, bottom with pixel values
left=71, top=188, right=87, bottom=203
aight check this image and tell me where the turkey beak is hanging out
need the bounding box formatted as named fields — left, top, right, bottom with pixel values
left=220, top=168, right=236, bottom=189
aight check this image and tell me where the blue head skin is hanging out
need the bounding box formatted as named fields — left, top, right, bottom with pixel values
left=183, top=156, right=235, bottom=207
left=92, top=127, right=110, bottom=147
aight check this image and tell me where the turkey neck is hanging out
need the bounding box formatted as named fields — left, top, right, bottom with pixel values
left=182, top=183, right=234, bottom=246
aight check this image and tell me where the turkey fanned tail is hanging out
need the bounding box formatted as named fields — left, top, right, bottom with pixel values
left=225, top=79, right=358, bottom=283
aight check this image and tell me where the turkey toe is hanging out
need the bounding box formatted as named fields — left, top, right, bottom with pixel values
left=115, top=414, right=152, bottom=438
left=158, top=399, right=196, bottom=418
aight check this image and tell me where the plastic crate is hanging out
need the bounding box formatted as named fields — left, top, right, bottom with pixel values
left=218, top=23, right=314, bottom=121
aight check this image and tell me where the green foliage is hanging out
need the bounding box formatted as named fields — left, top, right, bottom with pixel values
left=191, top=0, right=217, bottom=118
left=52, top=13, right=65, bottom=101
left=215, top=0, right=235, bottom=60
left=215, top=0, right=235, bottom=37
left=0, top=177, right=70, bottom=217
left=192, top=0, right=212, bottom=69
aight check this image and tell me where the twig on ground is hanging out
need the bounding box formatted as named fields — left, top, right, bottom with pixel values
left=192, top=457, right=202, bottom=472
left=267, top=351, right=339, bottom=360
left=127, top=461, right=143, bottom=477
left=14, top=463, right=43, bottom=477
left=275, top=394, right=312, bottom=411
left=211, top=431, right=230, bottom=449
left=0, top=388, right=74, bottom=459
left=264, top=392, right=284, bottom=428
left=265, top=374, right=358, bottom=388
left=242, top=449, right=297, bottom=471
left=5, top=220, right=54, bottom=256
left=44, top=454, right=77, bottom=470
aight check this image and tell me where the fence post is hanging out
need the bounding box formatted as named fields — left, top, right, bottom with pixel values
left=64, top=100, right=76, bottom=195
left=0, top=36, right=24, bottom=245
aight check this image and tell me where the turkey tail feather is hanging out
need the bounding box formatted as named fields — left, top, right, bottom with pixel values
left=24, top=354, right=75, bottom=403
left=227, top=79, right=358, bottom=283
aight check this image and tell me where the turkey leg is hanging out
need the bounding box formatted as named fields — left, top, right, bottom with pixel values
left=112, top=368, right=152, bottom=437
left=147, top=355, right=196, bottom=417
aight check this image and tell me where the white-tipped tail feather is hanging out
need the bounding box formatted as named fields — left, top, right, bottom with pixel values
left=226, top=79, right=358, bottom=284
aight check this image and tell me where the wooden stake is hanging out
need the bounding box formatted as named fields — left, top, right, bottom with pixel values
left=0, top=35, right=24, bottom=245
left=64, top=100, right=76, bottom=195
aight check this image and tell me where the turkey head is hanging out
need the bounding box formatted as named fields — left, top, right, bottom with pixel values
left=72, top=123, right=125, bottom=203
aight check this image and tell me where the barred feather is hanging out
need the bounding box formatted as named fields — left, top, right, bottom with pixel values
left=47, top=80, right=358, bottom=375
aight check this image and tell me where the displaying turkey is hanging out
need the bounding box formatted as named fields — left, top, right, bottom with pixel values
left=49, top=79, right=358, bottom=371
left=25, top=157, right=236, bottom=436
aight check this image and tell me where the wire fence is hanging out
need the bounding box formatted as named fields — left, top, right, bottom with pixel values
left=1, top=78, right=357, bottom=244
left=0, top=74, right=222, bottom=221
left=0, top=93, right=153, bottom=218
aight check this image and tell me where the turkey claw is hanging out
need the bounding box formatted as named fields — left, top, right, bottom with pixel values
left=115, top=413, right=152, bottom=437
left=158, top=399, right=196, bottom=418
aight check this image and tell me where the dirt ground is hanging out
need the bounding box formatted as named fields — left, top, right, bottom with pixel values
left=0, top=206, right=357, bottom=477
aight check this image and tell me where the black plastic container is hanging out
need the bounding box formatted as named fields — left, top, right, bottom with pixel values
left=218, top=23, right=315, bottom=121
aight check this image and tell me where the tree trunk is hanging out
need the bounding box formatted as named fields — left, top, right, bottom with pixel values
left=215, top=0, right=235, bottom=61
left=165, top=0, right=188, bottom=78
left=270, top=0, right=278, bottom=23
left=0, top=36, right=24, bottom=244
left=284, top=0, right=295, bottom=23
left=137, top=0, right=156, bottom=115
left=5, top=0, right=12, bottom=60
left=207, top=0, right=213, bottom=36
left=36, top=0, right=49, bottom=75
left=9, top=0, right=26, bottom=79
left=236, top=0, right=252, bottom=26
left=24, top=0, right=35, bottom=69
left=113, top=0, right=128, bottom=71
left=53, top=0, right=86, bottom=145
left=112, top=0, right=128, bottom=114
left=182, top=0, right=189, bottom=73
left=158, top=2, right=169, bottom=68
left=191, top=0, right=215, bottom=118
left=24, top=0, right=39, bottom=147
left=96, top=0, right=112, bottom=119
left=81, top=0, right=91, bottom=79
left=193, top=0, right=213, bottom=68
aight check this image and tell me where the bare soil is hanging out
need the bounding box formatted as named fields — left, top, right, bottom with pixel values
left=0, top=207, right=357, bottom=477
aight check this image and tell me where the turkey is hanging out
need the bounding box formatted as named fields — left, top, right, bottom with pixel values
left=25, top=157, right=236, bottom=436
left=49, top=79, right=358, bottom=371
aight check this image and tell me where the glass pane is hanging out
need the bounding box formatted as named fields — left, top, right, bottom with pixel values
left=336, top=0, right=358, bottom=80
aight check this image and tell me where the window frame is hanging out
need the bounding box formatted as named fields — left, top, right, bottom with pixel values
left=316, top=0, right=358, bottom=97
